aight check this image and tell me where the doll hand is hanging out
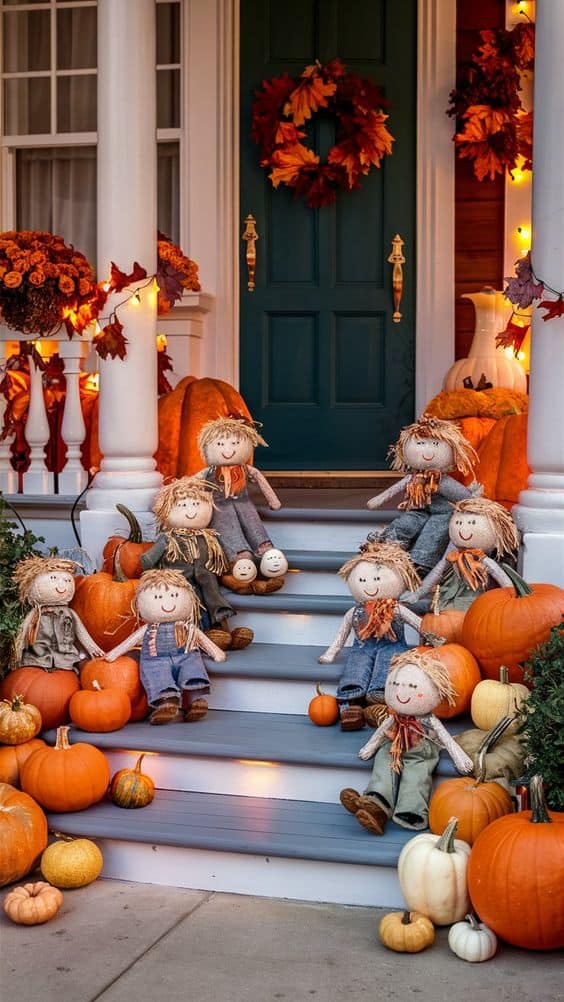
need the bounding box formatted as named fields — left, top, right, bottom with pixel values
left=468, top=480, right=484, bottom=497
left=400, top=590, right=419, bottom=605
left=366, top=494, right=383, bottom=510
left=458, top=751, right=474, bottom=775
left=104, top=649, right=118, bottom=662
left=269, top=498, right=282, bottom=511
left=214, top=650, right=228, bottom=663
left=358, top=744, right=375, bottom=761
left=318, top=651, right=335, bottom=665
left=87, top=643, right=105, bottom=658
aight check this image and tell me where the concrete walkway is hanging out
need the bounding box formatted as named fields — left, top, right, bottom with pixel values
left=1, top=879, right=563, bottom=1002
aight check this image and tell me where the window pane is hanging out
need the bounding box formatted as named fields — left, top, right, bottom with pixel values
left=2, top=10, right=50, bottom=72
left=57, top=6, right=97, bottom=70
left=158, top=141, right=179, bottom=245
left=4, top=77, right=50, bottom=135
left=157, top=68, right=179, bottom=128
left=156, top=2, right=180, bottom=64
left=57, top=74, right=96, bottom=132
left=16, top=146, right=97, bottom=269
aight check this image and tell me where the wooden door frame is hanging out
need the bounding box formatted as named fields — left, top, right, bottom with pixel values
left=186, top=0, right=456, bottom=414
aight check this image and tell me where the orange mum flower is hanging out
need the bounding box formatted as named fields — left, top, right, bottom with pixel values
left=78, top=278, right=92, bottom=296
left=29, top=250, right=47, bottom=267
left=4, top=271, right=23, bottom=288
left=58, top=275, right=75, bottom=295
left=28, top=269, right=46, bottom=287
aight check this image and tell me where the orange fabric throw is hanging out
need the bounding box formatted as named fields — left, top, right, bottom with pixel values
left=357, top=598, right=398, bottom=642
left=386, top=711, right=426, bottom=774
left=446, top=548, right=489, bottom=591
left=398, top=470, right=441, bottom=510
left=215, top=464, right=247, bottom=498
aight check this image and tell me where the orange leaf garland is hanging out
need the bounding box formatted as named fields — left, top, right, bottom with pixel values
left=269, top=144, right=320, bottom=187
left=283, top=64, right=337, bottom=127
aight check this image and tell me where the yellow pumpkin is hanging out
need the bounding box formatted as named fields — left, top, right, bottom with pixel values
left=3, top=881, right=63, bottom=925
left=0, top=695, right=42, bottom=745
left=378, top=910, right=435, bottom=953
left=41, top=836, right=103, bottom=889
left=470, top=666, right=529, bottom=732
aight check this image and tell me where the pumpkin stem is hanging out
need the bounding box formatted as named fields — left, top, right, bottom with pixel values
left=436, top=816, right=459, bottom=852
left=92, top=680, right=102, bottom=692
left=134, top=753, right=146, bottom=773
left=9, top=694, right=25, bottom=710
left=499, top=665, right=509, bottom=685
left=315, top=683, right=324, bottom=697
left=115, top=503, right=143, bottom=544
left=113, top=547, right=128, bottom=583
left=54, top=725, right=71, bottom=751
left=401, top=910, right=412, bottom=925
left=475, top=715, right=516, bottom=783
left=529, top=775, right=552, bottom=825
left=49, top=829, right=76, bottom=841
left=500, top=563, right=533, bottom=597
left=465, top=914, right=480, bottom=930
left=430, top=586, right=440, bottom=615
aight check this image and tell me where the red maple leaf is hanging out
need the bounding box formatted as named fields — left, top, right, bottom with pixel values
left=93, top=318, right=128, bottom=359
left=538, top=297, right=564, bottom=322
left=109, top=261, right=148, bottom=293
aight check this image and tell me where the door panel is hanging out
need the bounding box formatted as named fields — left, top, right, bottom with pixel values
left=240, top=0, right=416, bottom=469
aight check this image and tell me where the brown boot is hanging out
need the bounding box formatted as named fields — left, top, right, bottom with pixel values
left=251, top=577, right=285, bottom=595
left=339, top=706, right=365, bottom=731
left=182, top=689, right=209, bottom=722
left=205, top=628, right=232, bottom=650
left=363, top=703, right=389, bottom=728
left=149, top=699, right=180, bottom=725
left=355, top=802, right=388, bottom=836
left=340, top=788, right=385, bottom=816
left=229, top=627, right=254, bottom=650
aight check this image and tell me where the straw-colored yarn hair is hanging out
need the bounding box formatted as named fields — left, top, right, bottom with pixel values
left=133, top=569, right=202, bottom=621
left=153, top=477, right=217, bottom=530
left=339, top=541, right=421, bottom=593
left=388, top=648, right=458, bottom=706
left=389, top=414, right=478, bottom=476
left=198, top=416, right=267, bottom=458
left=14, top=556, right=77, bottom=605
left=452, top=497, right=519, bottom=557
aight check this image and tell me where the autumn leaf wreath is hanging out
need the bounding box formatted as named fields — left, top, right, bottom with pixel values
left=251, top=59, right=394, bottom=209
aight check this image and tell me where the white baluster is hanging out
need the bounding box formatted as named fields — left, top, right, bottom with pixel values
left=58, top=337, right=87, bottom=495
left=0, top=340, right=18, bottom=493
left=23, top=356, right=54, bottom=495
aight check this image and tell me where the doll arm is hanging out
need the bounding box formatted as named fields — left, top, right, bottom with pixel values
left=482, top=556, right=513, bottom=588
left=402, top=552, right=452, bottom=604
left=13, top=610, right=36, bottom=664
left=140, top=534, right=167, bottom=571
left=438, top=475, right=478, bottom=502
left=71, top=611, right=105, bottom=658
left=428, top=715, right=474, bottom=774
left=246, top=465, right=282, bottom=510
left=358, top=715, right=394, bottom=760
left=396, top=604, right=422, bottom=634
left=195, top=627, right=227, bottom=662
left=104, top=625, right=147, bottom=662
left=366, top=476, right=410, bottom=510
left=318, top=608, right=355, bottom=663
left=193, top=468, right=209, bottom=480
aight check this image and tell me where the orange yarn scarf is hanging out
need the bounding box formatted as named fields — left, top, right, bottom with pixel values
left=386, top=711, right=426, bottom=774
left=215, top=464, right=247, bottom=498
left=357, top=598, right=398, bottom=642
left=446, top=548, right=489, bottom=591
left=398, top=470, right=441, bottom=510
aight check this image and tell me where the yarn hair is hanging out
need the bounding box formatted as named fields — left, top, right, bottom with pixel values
left=14, top=556, right=77, bottom=605
left=452, top=497, right=519, bottom=557
left=389, top=414, right=478, bottom=476
left=198, top=416, right=267, bottom=458
left=153, top=477, right=217, bottom=530
left=388, top=648, right=458, bottom=706
left=339, top=541, right=421, bottom=593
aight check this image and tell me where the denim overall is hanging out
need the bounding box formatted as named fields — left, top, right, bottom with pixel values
left=140, top=621, right=210, bottom=708
left=336, top=603, right=410, bottom=707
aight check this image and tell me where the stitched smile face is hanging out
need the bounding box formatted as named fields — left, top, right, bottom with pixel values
left=385, top=664, right=439, bottom=717
left=206, top=434, right=251, bottom=467
left=347, top=561, right=404, bottom=603
left=403, top=436, right=453, bottom=473
left=29, top=570, right=75, bottom=606
left=167, top=495, right=213, bottom=531
left=137, top=584, right=194, bottom=624
left=449, top=511, right=496, bottom=552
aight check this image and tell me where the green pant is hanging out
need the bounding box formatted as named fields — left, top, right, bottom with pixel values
left=364, top=737, right=440, bottom=830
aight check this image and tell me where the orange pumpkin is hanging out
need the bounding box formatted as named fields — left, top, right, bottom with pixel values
left=419, top=643, right=481, bottom=719
left=475, top=412, right=530, bottom=509
left=0, top=668, right=80, bottom=731
left=70, top=570, right=138, bottom=653
left=0, top=782, right=48, bottom=887
left=80, top=656, right=148, bottom=722
left=0, top=695, right=42, bottom=745
left=429, top=776, right=513, bottom=846
left=461, top=568, right=564, bottom=684
left=308, top=684, right=339, bottom=726
left=21, top=725, right=110, bottom=813
left=0, top=738, right=46, bottom=788
left=420, top=608, right=466, bottom=646
left=101, top=504, right=151, bottom=580
left=468, top=776, right=564, bottom=950
left=425, top=387, right=529, bottom=422
left=69, top=680, right=131, bottom=733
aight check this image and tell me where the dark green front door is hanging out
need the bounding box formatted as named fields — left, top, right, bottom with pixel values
left=240, top=0, right=417, bottom=470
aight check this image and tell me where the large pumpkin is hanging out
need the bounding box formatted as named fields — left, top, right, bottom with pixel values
left=461, top=568, right=564, bottom=684
left=70, top=567, right=138, bottom=653
left=69, top=680, right=131, bottom=733
left=429, top=775, right=513, bottom=846
left=397, top=817, right=471, bottom=925
left=418, top=643, right=481, bottom=719
left=0, top=738, right=46, bottom=788
left=80, top=656, right=148, bottom=722
left=0, top=782, right=48, bottom=887
left=21, top=725, right=110, bottom=813
left=101, top=504, right=151, bottom=580
left=0, top=668, right=80, bottom=731
left=475, top=412, right=530, bottom=509
left=468, top=776, right=564, bottom=950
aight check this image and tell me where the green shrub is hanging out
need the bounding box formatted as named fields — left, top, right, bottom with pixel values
left=521, top=622, right=564, bottom=811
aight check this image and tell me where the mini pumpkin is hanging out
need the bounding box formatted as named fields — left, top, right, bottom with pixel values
left=470, top=665, right=529, bottom=732
left=378, top=910, right=435, bottom=953
left=429, top=775, right=513, bottom=846
left=397, top=816, right=471, bottom=926
left=0, top=782, right=48, bottom=887
left=69, top=680, right=131, bottom=733
left=41, top=836, right=103, bottom=888
left=21, top=725, right=110, bottom=813
left=0, top=738, right=46, bottom=788
left=308, top=684, right=339, bottom=726
left=80, top=655, right=148, bottom=722
left=448, top=914, right=497, bottom=962
left=110, top=753, right=155, bottom=809
left=420, top=607, right=466, bottom=646
left=0, top=668, right=80, bottom=731
left=0, top=695, right=42, bottom=745
left=3, top=881, right=63, bottom=925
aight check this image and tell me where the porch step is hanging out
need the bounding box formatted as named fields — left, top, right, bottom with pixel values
left=257, top=506, right=393, bottom=549
left=46, top=788, right=412, bottom=907
left=229, top=591, right=351, bottom=645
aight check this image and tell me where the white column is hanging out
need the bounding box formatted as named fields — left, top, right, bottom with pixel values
left=513, top=0, right=564, bottom=586
left=81, top=0, right=161, bottom=563
left=22, top=357, right=54, bottom=495
left=58, top=337, right=87, bottom=496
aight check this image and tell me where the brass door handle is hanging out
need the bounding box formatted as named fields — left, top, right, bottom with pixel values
left=242, top=214, right=259, bottom=292
left=388, top=233, right=405, bottom=323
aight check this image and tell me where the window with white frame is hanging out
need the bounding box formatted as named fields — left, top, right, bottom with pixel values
left=1, top=0, right=181, bottom=272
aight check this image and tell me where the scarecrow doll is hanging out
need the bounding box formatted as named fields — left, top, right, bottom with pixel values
left=340, top=649, right=473, bottom=833
left=140, top=477, right=253, bottom=650
left=105, top=569, right=226, bottom=725
left=404, top=497, right=519, bottom=612
left=13, top=556, right=103, bottom=670
left=367, top=415, right=481, bottom=573
left=196, top=416, right=288, bottom=593
left=318, top=541, right=423, bottom=730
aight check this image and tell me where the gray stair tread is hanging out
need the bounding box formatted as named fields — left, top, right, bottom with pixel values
left=258, top=506, right=395, bottom=524
left=212, top=643, right=342, bottom=683
left=46, top=789, right=413, bottom=866
left=228, top=592, right=351, bottom=614
left=46, top=709, right=464, bottom=778
left=285, top=550, right=352, bottom=571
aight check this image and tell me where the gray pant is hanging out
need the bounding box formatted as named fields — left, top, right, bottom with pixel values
left=211, top=491, right=272, bottom=562
left=364, top=736, right=440, bottom=830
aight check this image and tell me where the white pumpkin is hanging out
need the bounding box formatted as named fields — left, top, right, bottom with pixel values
left=397, top=816, right=471, bottom=926
left=444, top=288, right=527, bottom=393
left=448, top=914, right=498, bottom=962
left=471, top=666, right=529, bottom=732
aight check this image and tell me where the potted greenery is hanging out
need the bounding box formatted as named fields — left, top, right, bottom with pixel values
left=0, top=496, right=45, bottom=678
left=520, top=622, right=564, bottom=810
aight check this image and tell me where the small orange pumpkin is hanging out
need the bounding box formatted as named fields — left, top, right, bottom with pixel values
left=110, top=754, right=155, bottom=809
left=429, top=775, right=513, bottom=846
left=70, top=562, right=138, bottom=654
left=0, top=738, right=46, bottom=788
left=0, top=782, right=48, bottom=887
left=421, top=605, right=466, bottom=646
left=80, top=656, right=148, bottom=722
left=0, top=695, right=42, bottom=745
left=69, top=680, right=131, bottom=733
left=308, top=684, right=339, bottom=726
left=101, top=504, right=151, bottom=580
left=0, top=668, right=80, bottom=731
left=21, top=725, right=110, bottom=813
left=3, top=881, right=63, bottom=925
